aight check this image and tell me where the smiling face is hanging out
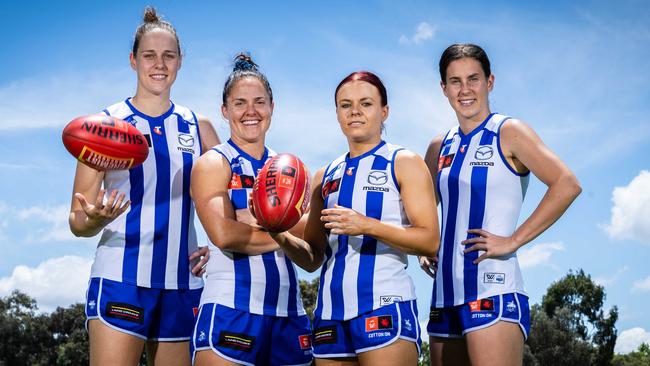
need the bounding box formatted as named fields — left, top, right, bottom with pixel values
left=222, top=77, right=274, bottom=145
left=130, top=29, right=181, bottom=98
left=335, top=80, right=388, bottom=144
left=441, top=57, right=494, bottom=125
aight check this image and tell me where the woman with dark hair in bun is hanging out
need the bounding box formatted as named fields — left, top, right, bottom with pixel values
left=190, top=53, right=313, bottom=366
left=265, top=71, right=440, bottom=365
left=421, top=43, right=581, bottom=366
left=69, top=6, right=220, bottom=366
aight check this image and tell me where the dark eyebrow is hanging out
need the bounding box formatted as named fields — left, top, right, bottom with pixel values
left=140, top=49, right=178, bottom=54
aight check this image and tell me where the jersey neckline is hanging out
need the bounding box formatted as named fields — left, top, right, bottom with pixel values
left=227, top=139, right=269, bottom=165
left=125, top=98, right=176, bottom=121
left=345, top=140, right=386, bottom=162
left=458, top=112, right=496, bottom=140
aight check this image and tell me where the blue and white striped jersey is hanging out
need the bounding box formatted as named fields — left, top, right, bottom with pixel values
left=315, top=141, right=417, bottom=321
left=90, top=98, right=204, bottom=290
left=200, top=140, right=306, bottom=317
left=432, top=113, right=529, bottom=308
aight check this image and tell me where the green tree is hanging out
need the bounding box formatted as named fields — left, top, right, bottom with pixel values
left=418, top=341, right=430, bottom=366
left=526, top=304, right=596, bottom=366
left=300, top=277, right=320, bottom=320
left=612, top=343, right=650, bottom=366
left=48, top=303, right=89, bottom=365
left=0, top=290, right=57, bottom=365
left=525, top=269, right=618, bottom=366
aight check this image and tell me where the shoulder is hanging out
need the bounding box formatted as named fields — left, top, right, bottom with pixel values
left=172, top=103, right=198, bottom=124
left=194, top=148, right=231, bottom=175
left=313, top=166, right=327, bottom=185
left=424, top=134, right=446, bottom=162
left=196, top=114, right=211, bottom=128
left=427, top=134, right=445, bottom=151
left=394, top=149, right=427, bottom=181
left=394, top=149, right=422, bottom=163
left=499, top=118, right=542, bottom=144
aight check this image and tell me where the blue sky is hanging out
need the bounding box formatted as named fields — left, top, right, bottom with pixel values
left=1, top=0, right=649, bottom=354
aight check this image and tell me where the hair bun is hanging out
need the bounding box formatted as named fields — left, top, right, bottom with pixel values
left=233, top=53, right=258, bottom=72
left=143, top=6, right=160, bottom=23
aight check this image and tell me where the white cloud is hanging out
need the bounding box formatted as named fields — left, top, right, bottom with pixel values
left=632, top=276, right=650, bottom=293
left=17, top=204, right=77, bottom=242
left=518, top=242, right=565, bottom=269
left=399, top=22, right=435, bottom=45
left=593, top=266, right=629, bottom=287
left=0, top=256, right=92, bottom=312
left=615, top=327, right=650, bottom=354
left=603, top=170, right=650, bottom=244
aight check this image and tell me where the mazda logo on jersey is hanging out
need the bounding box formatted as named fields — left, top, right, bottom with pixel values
left=475, top=146, right=493, bottom=160
left=178, top=133, right=195, bottom=147
left=367, top=171, right=388, bottom=185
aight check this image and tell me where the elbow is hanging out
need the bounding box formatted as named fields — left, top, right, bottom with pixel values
left=210, top=234, right=236, bottom=251
left=69, top=221, right=89, bottom=238
left=572, top=181, right=582, bottom=199
left=304, top=249, right=324, bottom=273
left=565, top=175, right=582, bottom=200
left=421, top=245, right=438, bottom=258
left=304, top=261, right=323, bottom=273
left=417, top=231, right=440, bottom=257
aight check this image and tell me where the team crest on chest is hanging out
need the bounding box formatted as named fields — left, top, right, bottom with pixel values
left=322, top=178, right=341, bottom=198
left=438, top=153, right=455, bottom=171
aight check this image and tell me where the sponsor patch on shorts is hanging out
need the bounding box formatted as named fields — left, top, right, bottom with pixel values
left=218, top=332, right=255, bottom=352
left=298, top=334, right=311, bottom=350
left=469, top=298, right=494, bottom=312
left=313, top=326, right=337, bottom=345
left=429, top=308, right=443, bottom=323
left=365, top=315, right=393, bottom=332
left=105, top=302, right=144, bottom=324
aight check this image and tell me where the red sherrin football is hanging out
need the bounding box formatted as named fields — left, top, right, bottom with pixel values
left=62, top=114, right=149, bottom=170
left=252, top=153, right=311, bottom=232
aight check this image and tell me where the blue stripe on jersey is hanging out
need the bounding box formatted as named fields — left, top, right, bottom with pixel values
left=228, top=151, right=252, bottom=312
left=123, top=166, right=144, bottom=283
left=177, top=117, right=193, bottom=289
left=441, top=147, right=466, bottom=306
left=330, top=159, right=358, bottom=320
left=262, top=252, right=281, bottom=316
left=315, top=161, right=336, bottom=319
left=151, top=120, right=171, bottom=287
left=463, top=130, right=494, bottom=301
left=102, top=109, right=110, bottom=116
left=285, top=256, right=299, bottom=317
left=440, top=115, right=494, bottom=306
left=233, top=253, right=251, bottom=312
left=231, top=190, right=248, bottom=209
left=356, top=155, right=388, bottom=314
left=315, top=245, right=332, bottom=319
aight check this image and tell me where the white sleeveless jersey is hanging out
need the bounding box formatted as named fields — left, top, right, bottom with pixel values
left=432, top=113, right=529, bottom=308
left=200, top=140, right=306, bottom=317
left=90, top=99, right=203, bottom=290
left=314, top=141, right=417, bottom=321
